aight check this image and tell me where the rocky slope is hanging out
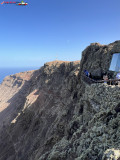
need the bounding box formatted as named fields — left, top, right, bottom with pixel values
left=0, top=41, right=120, bottom=160
left=0, top=70, right=35, bottom=128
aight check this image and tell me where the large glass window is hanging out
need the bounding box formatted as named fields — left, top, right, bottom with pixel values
left=109, top=53, right=120, bottom=72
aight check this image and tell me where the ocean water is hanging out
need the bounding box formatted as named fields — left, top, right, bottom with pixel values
left=0, top=67, right=39, bottom=84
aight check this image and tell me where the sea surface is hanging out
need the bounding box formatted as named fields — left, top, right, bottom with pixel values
left=0, top=67, right=39, bottom=84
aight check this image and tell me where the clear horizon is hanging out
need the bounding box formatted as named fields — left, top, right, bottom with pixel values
left=0, top=0, right=120, bottom=67
left=0, top=67, right=39, bottom=83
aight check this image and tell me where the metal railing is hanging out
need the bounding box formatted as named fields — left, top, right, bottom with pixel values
left=82, top=73, right=120, bottom=85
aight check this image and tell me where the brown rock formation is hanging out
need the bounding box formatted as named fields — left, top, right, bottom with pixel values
left=0, top=71, right=35, bottom=128
left=0, top=41, right=120, bottom=160
left=79, top=41, right=120, bottom=78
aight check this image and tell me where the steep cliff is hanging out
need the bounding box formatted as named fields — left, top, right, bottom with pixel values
left=0, top=41, right=120, bottom=160
left=0, top=71, right=35, bottom=127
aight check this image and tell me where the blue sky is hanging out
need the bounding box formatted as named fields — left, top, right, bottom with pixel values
left=0, top=0, right=120, bottom=67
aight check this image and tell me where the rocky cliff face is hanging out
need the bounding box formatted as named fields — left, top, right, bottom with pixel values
left=79, top=40, right=120, bottom=79
left=0, top=41, right=120, bottom=160
left=0, top=71, right=35, bottom=128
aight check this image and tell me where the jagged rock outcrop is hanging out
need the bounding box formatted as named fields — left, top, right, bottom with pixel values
left=0, top=41, right=120, bottom=160
left=79, top=41, right=120, bottom=78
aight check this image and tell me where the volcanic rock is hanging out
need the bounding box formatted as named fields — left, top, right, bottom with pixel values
left=0, top=41, right=120, bottom=160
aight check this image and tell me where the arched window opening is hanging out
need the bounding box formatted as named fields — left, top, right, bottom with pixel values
left=109, top=53, right=120, bottom=72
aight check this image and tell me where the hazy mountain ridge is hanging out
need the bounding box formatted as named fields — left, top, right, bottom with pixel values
left=0, top=70, right=36, bottom=128
left=0, top=41, right=120, bottom=160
